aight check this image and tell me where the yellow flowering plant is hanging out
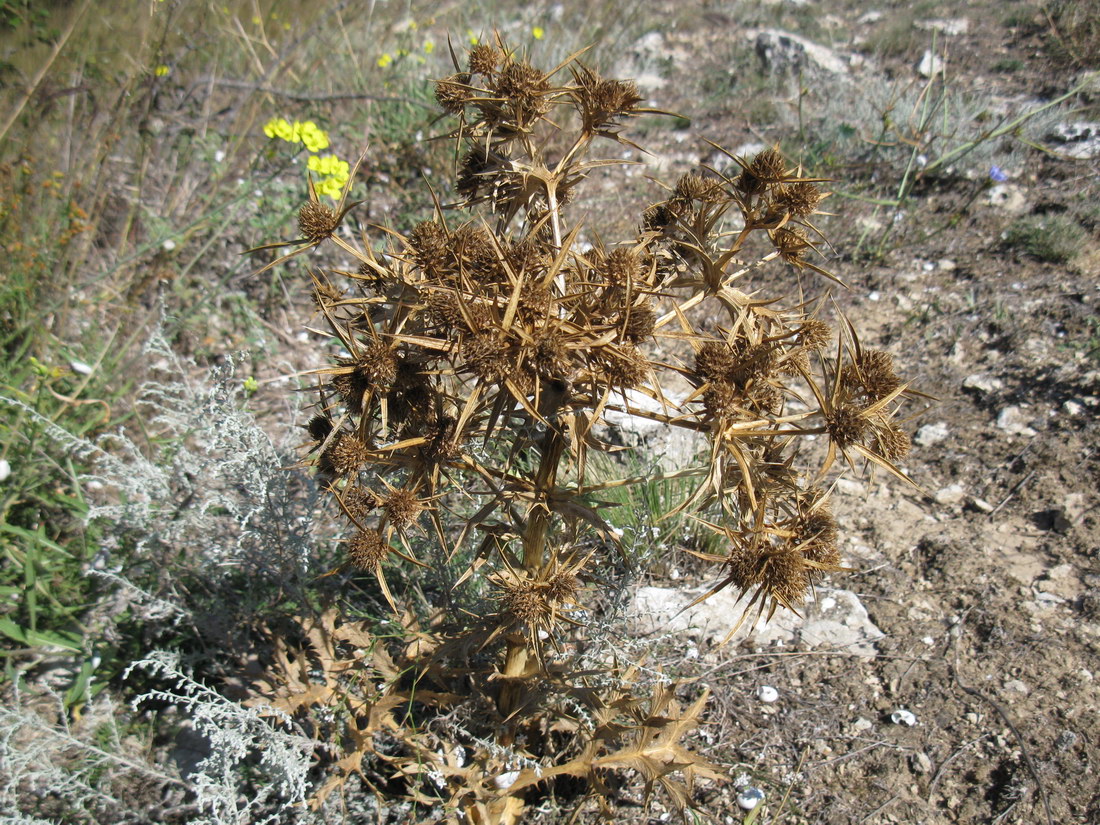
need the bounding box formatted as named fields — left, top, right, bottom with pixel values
left=263, top=117, right=348, bottom=201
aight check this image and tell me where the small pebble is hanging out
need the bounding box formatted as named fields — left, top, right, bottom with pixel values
left=0, top=459, right=9, bottom=482
left=70, top=360, right=93, bottom=376
left=891, top=709, right=918, bottom=726
left=757, top=685, right=779, bottom=703
left=737, top=786, right=765, bottom=811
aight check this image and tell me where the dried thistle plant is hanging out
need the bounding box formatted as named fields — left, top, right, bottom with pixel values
left=252, top=33, right=922, bottom=824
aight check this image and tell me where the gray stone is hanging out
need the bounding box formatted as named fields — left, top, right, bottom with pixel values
left=753, top=29, right=852, bottom=75
left=915, top=422, right=949, bottom=447
left=1046, top=122, right=1100, bottom=160
left=986, top=183, right=1028, bottom=215
left=962, top=373, right=1004, bottom=394
left=995, top=405, right=1037, bottom=436
left=916, top=18, right=970, bottom=36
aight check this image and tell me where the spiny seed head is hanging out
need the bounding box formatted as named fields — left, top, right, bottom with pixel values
left=532, top=330, right=571, bottom=379
left=749, top=384, right=783, bottom=415
left=518, top=282, right=551, bottom=317
left=330, top=371, right=364, bottom=414
left=736, top=148, right=785, bottom=197
left=735, top=343, right=778, bottom=383
left=435, top=72, right=472, bottom=114
left=321, top=432, right=372, bottom=476
left=873, top=420, right=911, bottom=461
left=493, top=60, right=552, bottom=122
left=298, top=200, right=338, bottom=243
left=702, top=382, right=742, bottom=421
left=546, top=571, right=580, bottom=604
left=797, top=319, right=832, bottom=351
left=306, top=415, right=334, bottom=442
left=422, top=414, right=462, bottom=461
left=426, top=291, right=464, bottom=331
left=854, top=350, right=901, bottom=400
left=382, top=488, right=423, bottom=530
left=750, top=148, right=787, bottom=181
left=622, top=302, right=656, bottom=342
left=603, top=247, right=642, bottom=285
left=772, top=226, right=811, bottom=263
left=574, top=68, right=642, bottom=128
left=356, top=260, right=388, bottom=294
left=499, top=577, right=548, bottom=624
left=825, top=403, right=869, bottom=449
left=505, top=238, right=547, bottom=276
left=795, top=510, right=840, bottom=567
left=642, top=203, right=676, bottom=231
left=774, top=182, right=823, bottom=216
left=465, top=332, right=512, bottom=383
left=695, top=342, right=737, bottom=383
left=354, top=342, right=398, bottom=390
left=468, top=43, right=503, bottom=76
left=781, top=347, right=811, bottom=376
left=598, top=345, right=647, bottom=389
left=409, top=220, right=451, bottom=274
left=727, top=544, right=765, bottom=590
left=761, top=547, right=809, bottom=606
left=675, top=172, right=724, bottom=203
left=457, top=150, right=494, bottom=201
left=449, top=224, right=498, bottom=279
left=342, top=484, right=378, bottom=520
left=347, top=529, right=388, bottom=571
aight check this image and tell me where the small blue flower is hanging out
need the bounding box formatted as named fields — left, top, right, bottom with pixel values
left=989, top=165, right=1007, bottom=182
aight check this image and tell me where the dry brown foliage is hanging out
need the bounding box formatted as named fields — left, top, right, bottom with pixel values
left=249, top=33, right=922, bottom=823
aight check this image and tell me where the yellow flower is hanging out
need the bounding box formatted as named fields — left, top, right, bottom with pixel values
left=423, top=40, right=435, bottom=54
left=466, top=29, right=478, bottom=45
left=154, top=64, right=170, bottom=77
left=532, top=26, right=544, bottom=40
left=264, top=117, right=292, bottom=140
left=377, top=53, right=393, bottom=68
left=315, top=176, right=344, bottom=199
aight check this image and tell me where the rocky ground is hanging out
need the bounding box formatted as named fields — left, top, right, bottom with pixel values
left=595, top=3, right=1100, bottom=822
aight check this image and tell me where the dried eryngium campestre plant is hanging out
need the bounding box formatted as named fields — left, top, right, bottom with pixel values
left=252, top=31, right=923, bottom=825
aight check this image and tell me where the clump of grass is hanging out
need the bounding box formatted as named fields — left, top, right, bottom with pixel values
left=1004, top=213, right=1089, bottom=263
left=253, top=32, right=924, bottom=822
left=1045, top=0, right=1100, bottom=68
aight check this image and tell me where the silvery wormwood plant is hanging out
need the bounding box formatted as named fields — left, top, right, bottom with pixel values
left=250, top=35, right=923, bottom=824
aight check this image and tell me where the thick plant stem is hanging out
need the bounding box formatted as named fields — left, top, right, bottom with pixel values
left=498, top=421, right=568, bottom=718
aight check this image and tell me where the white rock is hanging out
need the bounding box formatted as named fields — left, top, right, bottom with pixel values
left=995, top=406, right=1037, bottom=436
left=917, top=18, right=970, bottom=36
left=851, top=717, right=874, bottom=733
left=915, top=422, right=949, bottom=447
left=891, top=709, right=917, bottom=726
left=986, top=183, right=1028, bottom=215
left=934, top=483, right=966, bottom=506
left=0, top=459, right=9, bottom=483
left=857, top=11, right=884, bottom=24
left=1046, top=122, right=1100, bottom=160
left=1063, top=400, right=1084, bottom=415
left=962, top=373, right=1003, bottom=394
left=917, top=51, right=945, bottom=78
left=493, top=770, right=520, bottom=789
left=737, top=787, right=765, bottom=811
left=757, top=685, right=779, bottom=703
left=70, top=360, right=93, bottom=376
